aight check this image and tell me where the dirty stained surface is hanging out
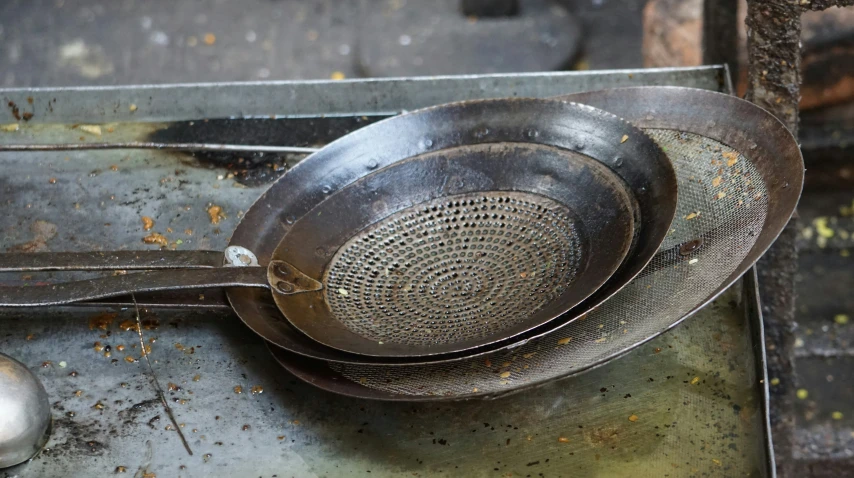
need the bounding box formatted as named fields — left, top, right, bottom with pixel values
left=0, top=290, right=767, bottom=477
left=0, top=91, right=769, bottom=475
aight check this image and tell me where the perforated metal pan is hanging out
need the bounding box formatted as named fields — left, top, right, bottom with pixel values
left=268, top=86, right=803, bottom=400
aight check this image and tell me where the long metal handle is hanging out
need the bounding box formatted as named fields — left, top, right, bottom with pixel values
left=0, top=250, right=224, bottom=272
left=0, top=267, right=269, bottom=307
left=0, top=142, right=321, bottom=154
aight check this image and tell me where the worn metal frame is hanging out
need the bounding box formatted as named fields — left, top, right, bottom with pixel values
left=701, top=0, right=854, bottom=475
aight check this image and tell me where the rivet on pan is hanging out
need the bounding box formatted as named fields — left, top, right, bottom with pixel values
left=526, top=130, right=539, bottom=139
left=224, top=246, right=259, bottom=267
left=679, top=238, right=704, bottom=256
left=421, top=138, right=434, bottom=148
left=574, top=142, right=585, bottom=150
left=613, top=157, right=623, bottom=167
left=321, top=185, right=332, bottom=194
left=285, top=215, right=296, bottom=225
left=276, top=281, right=294, bottom=293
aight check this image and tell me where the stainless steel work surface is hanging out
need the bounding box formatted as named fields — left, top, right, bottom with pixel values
left=0, top=67, right=772, bottom=477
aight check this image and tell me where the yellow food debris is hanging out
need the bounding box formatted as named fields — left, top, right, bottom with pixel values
left=124, top=356, right=136, bottom=363
left=141, top=216, right=154, bottom=231
left=715, top=191, right=726, bottom=200
left=594, top=338, right=607, bottom=343
left=690, top=376, right=700, bottom=385
left=685, top=212, right=699, bottom=220
left=688, top=258, right=699, bottom=265
left=250, top=385, right=264, bottom=395
left=814, top=217, right=834, bottom=238
left=628, top=414, right=638, bottom=422
left=330, top=71, right=346, bottom=80
left=499, top=371, right=511, bottom=379
left=0, top=123, right=20, bottom=132
left=723, top=151, right=738, bottom=166
left=712, top=459, right=722, bottom=466
left=523, top=352, right=536, bottom=359
left=79, top=124, right=102, bottom=136
left=835, top=314, right=849, bottom=325
left=712, top=176, right=722, bottom=187
left=833, top=411, right=844, bottom=420
left=203, top=33, right=216, bottom=45
left=558, top=437, right=570, bottom=443
left=129, top=103, right=138, bottom=112
left=338, top=288, right=349, bottom=296
left=557, top=337, right=572, bottom=345
left=234, top=385, right=244, bottom=394
left=142, top=232, right=168, bottom=246
left=620, top=135, right=628, bottom=143
left=207, top=205, right=225, bottom=224
left=796, top=388, right=808, bottom=400
left=770, top=378, right=780, bottom=386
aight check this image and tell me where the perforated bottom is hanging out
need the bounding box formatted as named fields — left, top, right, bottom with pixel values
left=324, top=192, right=583, bottom=346
left=329, top=130, right=769, bottom=397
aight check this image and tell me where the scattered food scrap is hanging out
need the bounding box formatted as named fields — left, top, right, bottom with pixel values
left=207, top=205, right=225, bottom=224
left=141, top=216, right=154, bottom=231
left=143, top=232, right=168, bottom=246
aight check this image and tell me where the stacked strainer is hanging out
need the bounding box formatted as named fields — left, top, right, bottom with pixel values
left=0, top=87, right=803, bottom=401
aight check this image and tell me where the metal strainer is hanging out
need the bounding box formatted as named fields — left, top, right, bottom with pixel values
left=268, top=87, right=803, bottom=399
left=0, top=98, right=678, bottom=359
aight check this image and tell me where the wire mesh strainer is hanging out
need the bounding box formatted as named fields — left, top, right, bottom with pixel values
left=269, top=87, right=803, bottom=400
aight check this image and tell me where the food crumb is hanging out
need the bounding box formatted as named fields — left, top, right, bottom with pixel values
left=499, top=371, right=511, bottom=378
left=338, top=288, right=349, bottom=296
left=628, top=414, right=639, bottom=422
left=770, top=378, right=780, bottom=386
left=835, top=314, right=849, bottom=325
left=558, top=437, right=570, bottom=443
left=129, top=104, right=138, bottom=112
left=330, top=71, right=346, bottom=80
left=690, top=376, right=700, bottom=385
left=796, top=388, right=808, bottom=400
left=48, top=177, right=57, bottom=184
left=0, top=123, right=20, bottom=132
left=203, top=33, right=216, bottom=45
left=207, top=205, right=225, bottom=224
left=26, top=334, right=35, bottom=340
left=234, top=385, right=244, bottom=394
left=250, top=385, right=264, bottom=395
left=685, top=212, right=699, bottom=220
left=141, top=216, right=154, bottom=231
left=79, top=124, right=102, bottom=136
left=277, top=435, right=285, bottom=440
left=193, top=374, right=201, bottom=382
left=712, top=459, right=722, bottom=466
left=723, top=151, right=738, bottom=167
left=142, top=232, right=168, bottom=246
left=557, top=337, right=572, bottom=345
left=115, top=466, right=127, bottom=473
left=124, top=356, right=137, bottom=363
left=712, top=176, right=722, bottom=187
left=688, top=258, right=699, bottom=265
left=59, top=361, right=67, bottom=368
left=620, top=135, right=628, bottom=143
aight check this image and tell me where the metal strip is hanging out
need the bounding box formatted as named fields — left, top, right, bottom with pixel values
left=0, top=67, right=725, bottom=124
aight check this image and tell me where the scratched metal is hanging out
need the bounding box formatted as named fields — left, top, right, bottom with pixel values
left=0, top=69, right=771, bottom=477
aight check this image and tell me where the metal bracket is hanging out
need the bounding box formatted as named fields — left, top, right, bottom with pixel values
left=267, top=260, right=323, bottom=296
